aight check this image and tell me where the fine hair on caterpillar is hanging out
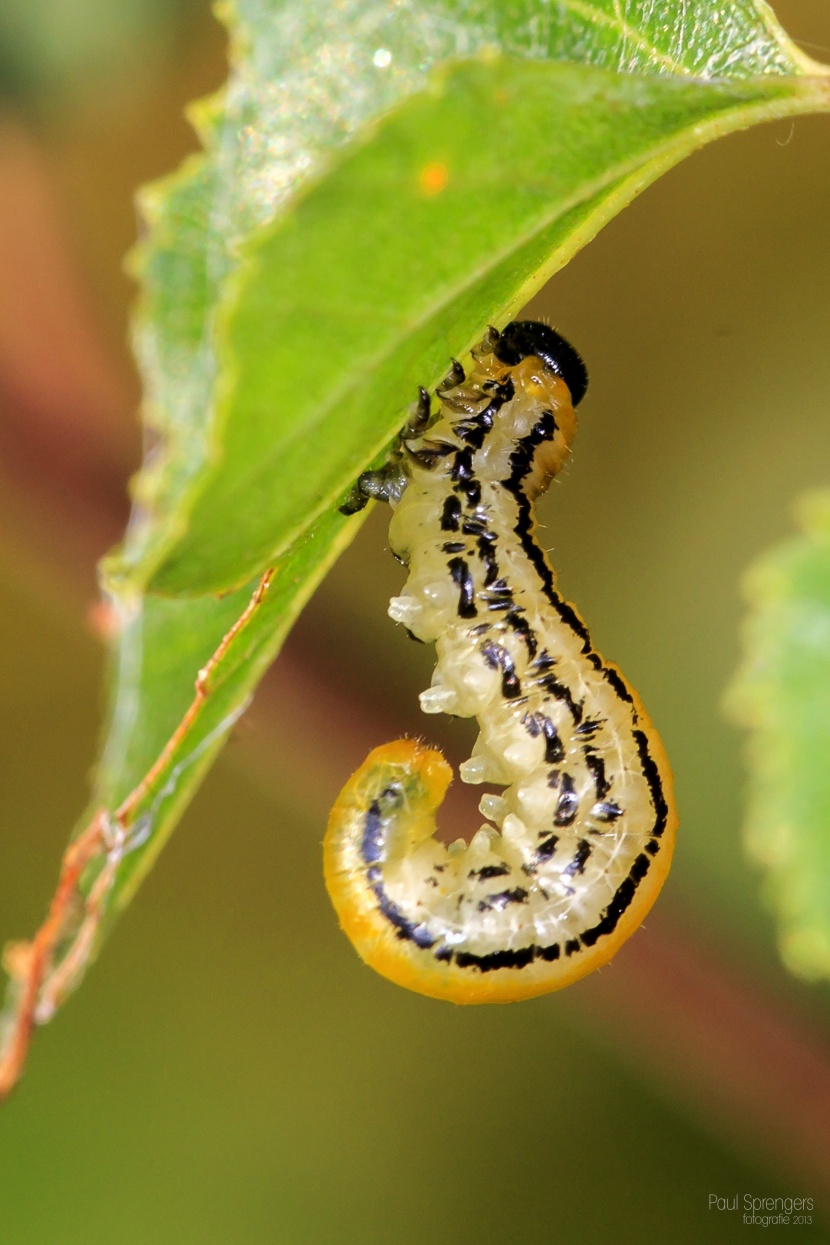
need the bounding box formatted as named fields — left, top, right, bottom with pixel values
left=326, top=320, right=677, bottom=1003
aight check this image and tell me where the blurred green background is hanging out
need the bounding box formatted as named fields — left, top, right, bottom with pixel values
left=1, top=2, right=830, bottom=1241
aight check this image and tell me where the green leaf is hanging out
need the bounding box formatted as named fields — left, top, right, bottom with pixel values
left=126, top=59, right=827, bottom=596
left=726, top=492, right=830, bottom=981
left=3, top=0, right=830, bottom=1093
left=109, top=3, right=826, bottom=596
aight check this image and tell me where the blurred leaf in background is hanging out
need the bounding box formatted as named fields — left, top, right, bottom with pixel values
left=728, top=490, right=830, bottom=981
left=0, top=0, right=201, bottom=100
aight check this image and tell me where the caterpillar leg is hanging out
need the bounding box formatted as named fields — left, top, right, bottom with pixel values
left=339, top=389, right=434, bottom=515
left=324, top=739, right=674, bottom=1004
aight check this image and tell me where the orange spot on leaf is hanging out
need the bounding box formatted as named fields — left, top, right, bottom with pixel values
left=418, top=161, right=449, bottom=196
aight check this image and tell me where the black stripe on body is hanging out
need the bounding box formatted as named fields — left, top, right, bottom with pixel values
left=553, top=773, right=579, bottom=827
left=481, top=640, right=521, bottom=699
left=506, top=611, right=538, bottom=658
left=522, top=711, right=565, bottom=763
left=469, top=864, right=510, bottom=881
left=361, top=797, right=387, bottom=864
left=477, top=535, right=500, bottom=586
left=536, top=672, right=584, bottom=724
left=453, top=379, right=514, bottom=449
left=595, top=658, right=635, bottom=705
left=577, top=852, right=651, bottom=948
left=367, top=868, right=437, bottom=949
left=534, top=834, right=559, bottom=862
left=448, top=558, right=477, bottom=618
left=632, top=729, right=669, bottom=839
left=450, top=447, right=473, bottom=485
left=592, top=801, right=623, bottom=822
left=440, top=495, right=462, bottom=531
left=477, top=887, right=529, bottom=913
left=562, top=839, right=592, bottom=878
left=455, top=946, right=536, bottom=972
left=584, top=752, right=610, bottom=800
left=500, top=411, right=594, bottom=655
left=361, top=799, right=436, bottom=950
left=499, top=415, right=641, bottom=715
left=450, top=448, right=482, bottom=507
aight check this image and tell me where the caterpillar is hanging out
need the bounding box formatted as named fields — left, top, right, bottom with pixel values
left=326, top=321, right=677, bottom=1003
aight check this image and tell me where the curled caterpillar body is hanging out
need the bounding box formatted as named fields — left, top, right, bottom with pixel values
left=326, top=321, right=677, bottom=1003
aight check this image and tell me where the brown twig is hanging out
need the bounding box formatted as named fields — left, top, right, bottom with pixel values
left=114, top=569, right=274, bottom=829
left=0, top=569, right=275, bottom=1099
left=34, top=822, right=128, bottom=1024
left=0, top=814, right=107, bottom=1097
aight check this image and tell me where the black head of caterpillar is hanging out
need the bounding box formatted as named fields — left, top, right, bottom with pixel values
left=492, top=320, right=588, bottom=408
left=327, top=320, right=677, bottom=1004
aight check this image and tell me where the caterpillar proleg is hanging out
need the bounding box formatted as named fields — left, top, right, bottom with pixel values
left=326, top=321, right=677, bottom=1003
